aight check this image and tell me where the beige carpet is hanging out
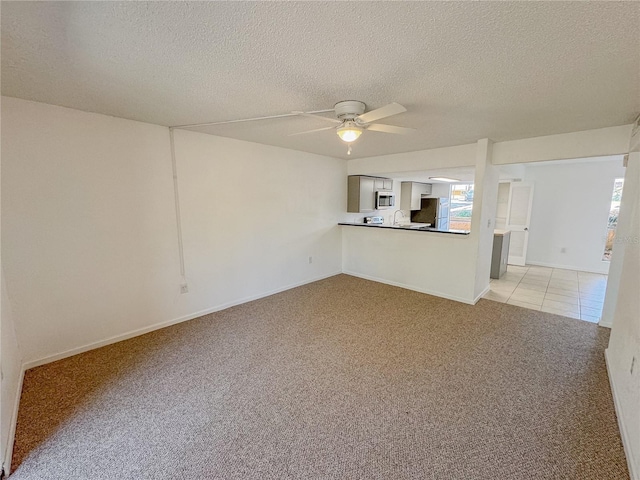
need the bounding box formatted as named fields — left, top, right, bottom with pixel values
left=11, top=274, right=628, bottom=479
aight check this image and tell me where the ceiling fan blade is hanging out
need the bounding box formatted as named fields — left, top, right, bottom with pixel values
left=357, top=102, right=407, bottom=124
left=367, top=123, right=416, bottom=135
left=288, top=126, right=335, bottom=136
left=292, top=111, right=341, bottom=124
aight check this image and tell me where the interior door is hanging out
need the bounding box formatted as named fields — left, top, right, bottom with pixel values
left=506, top=182, right=534, bottom=266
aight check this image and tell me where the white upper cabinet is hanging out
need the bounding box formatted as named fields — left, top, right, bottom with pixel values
left=400, top=182, right=432, bottom=210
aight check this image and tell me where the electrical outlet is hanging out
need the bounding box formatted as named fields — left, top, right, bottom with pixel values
left=180, top=283, right=189, bottom=294
left=631, top=356, right=636, bottom=375
left=308, top=256, right=313, bottom=264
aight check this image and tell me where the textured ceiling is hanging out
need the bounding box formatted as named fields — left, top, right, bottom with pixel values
left=2, top=2, right=639, bottom=159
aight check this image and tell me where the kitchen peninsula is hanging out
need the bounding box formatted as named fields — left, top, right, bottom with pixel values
left=338, top=222, right=470, bottom=235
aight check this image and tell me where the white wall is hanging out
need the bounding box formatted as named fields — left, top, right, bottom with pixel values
left=492, top=125, right=632, bottom=165
left=523, top=158, right=626, bottom=274
left=173, top=129, right=344, bottom=314
left=348, top=143, right=476, bottom=176
left=606, top=151, right=640, bottom=480
left=1, top=97, right=345, bottom=366
left=342, top=140, right=494, bottom=304
left=341, top=226, right=477, bottom=303
left=1, top=269, right=23, bottom=474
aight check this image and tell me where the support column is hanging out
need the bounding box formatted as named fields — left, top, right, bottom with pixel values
left=470, top=138, right=500, bottom=301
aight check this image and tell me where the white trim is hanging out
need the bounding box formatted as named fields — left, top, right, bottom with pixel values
left=605, top=348, right=638, bottom=480
left=342, top=270, right=475, bottom=305
left=3, top=366, right=25, bottom=476
left=525, top=260, right=609, bottom=275
left=473, top=285, right=491, bottom=304
left=598, top=320, right=613, bottom=329
left=23, top=271, right=341, bottom=370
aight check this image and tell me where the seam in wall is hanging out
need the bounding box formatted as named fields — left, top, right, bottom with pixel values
left=169, top=127, right=186, bottom=281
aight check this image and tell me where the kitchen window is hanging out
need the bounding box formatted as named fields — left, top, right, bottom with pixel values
left=449, top=183, right=474, bottom=231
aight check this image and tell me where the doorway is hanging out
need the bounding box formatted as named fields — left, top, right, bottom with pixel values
left=484, top=156, right=626, bottom=324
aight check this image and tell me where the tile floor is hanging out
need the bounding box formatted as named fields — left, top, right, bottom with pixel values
left=484, top=265, right=607, bottom=323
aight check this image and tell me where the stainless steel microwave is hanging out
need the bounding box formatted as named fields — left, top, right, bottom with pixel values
left=375, top=190, right=395, bottom=209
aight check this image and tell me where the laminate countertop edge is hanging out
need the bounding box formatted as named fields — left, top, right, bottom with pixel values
left=338, top=223, right=471, bottom=235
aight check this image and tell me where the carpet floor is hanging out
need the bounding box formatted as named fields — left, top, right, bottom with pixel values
left=10, top=274, right=628, bottom=479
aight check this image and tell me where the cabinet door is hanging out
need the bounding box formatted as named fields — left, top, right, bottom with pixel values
left=359, top=177, right=376, bottom=212
left=383, top=179, right=393, bottom=190
left=411, top=183, right=423, bottom=210
left=400, top=182, right=411, bottom=210
left=374, top=178, right=385, bottom=189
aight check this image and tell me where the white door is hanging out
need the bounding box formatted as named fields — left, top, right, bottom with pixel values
left=506, top=182, right=534, bottom=266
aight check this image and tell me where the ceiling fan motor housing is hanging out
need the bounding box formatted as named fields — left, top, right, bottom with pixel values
left=334, top=100, right=366, bottom=121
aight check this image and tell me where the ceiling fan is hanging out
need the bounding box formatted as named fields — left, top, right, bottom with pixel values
left=290, top=101, right=415, bottom=154
left=172, top=100, right=414, bottom=155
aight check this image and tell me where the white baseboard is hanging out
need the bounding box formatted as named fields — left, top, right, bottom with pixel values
left=473, top=285, right=491, bottom=305
left=525, top=260, right=609, bottom=275
left=3, top=366, right=25, bottom=476
left=598, top=320, right=613, bottom=329
left=342, top=270, right=476, bottom=305
left=22, top=271, right=342, bottom=370
left=605, top=348, right=638, bottom=480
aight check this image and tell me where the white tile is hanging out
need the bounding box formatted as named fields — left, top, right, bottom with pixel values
left=548, top=283, right=579, bottom=293
left=516, top=283, right=546, bottom=293
left=578, top=272, right=606, bottom=280
left=500, top=273, right=525, bottom=282
left=523, top=271, right=552, bottom=279
left=526, top=266, right=553, bottom=275
left=506, top=266, right=529, bottom=274
left=490, top=284, right=519, bottom=294
left=512, top=286, right=546, bottom=297
left=544, top=292, right=579, bottom=305
left=579, top=292, right=605, bottom=302
left=548, top=278, right=579, bottom=288
left=510, top=290, right=545, bottom=305
left=578, top=276, right=607, bottom=285
left=507, top=299, right=541, bottom=311
left=491, top=279, right=520, bottom=288
left=490, top=282, right=517, bottom=292
left=580, top=298, right=604, bottom=309
left=515, top=286, right=547, bottom=296
left=551, top=271, right=578, bottom=281
left=546, top=287, right=579, bottom=298
left=484, top=291, right=509, bottom=303
left=579, top=284, right=607, bottom=293
left=519, top=277, right=550, bottom=287
left=579, top=286, right=607, bottom=297
left=540, top=305, right=581, bottom=319
left=581, top=305, right=603, bottom=317
left=579, top=278, right=607, bottom=287
left=542, top=299, right=580, bottom=314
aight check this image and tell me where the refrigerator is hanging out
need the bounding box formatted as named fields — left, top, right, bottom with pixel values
left=410, top=197, right=450, bottom=230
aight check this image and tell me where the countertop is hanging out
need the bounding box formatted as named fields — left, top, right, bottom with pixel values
left=338, top=222, right=471, bottom=235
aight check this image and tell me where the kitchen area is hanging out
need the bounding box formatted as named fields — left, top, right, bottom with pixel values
left=339, top=174, right=471, bottom=235
left=339, top=165, right=514, bottom=304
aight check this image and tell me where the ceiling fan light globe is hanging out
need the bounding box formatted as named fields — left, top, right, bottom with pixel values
left=336, top=125, right=362, bottom=143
